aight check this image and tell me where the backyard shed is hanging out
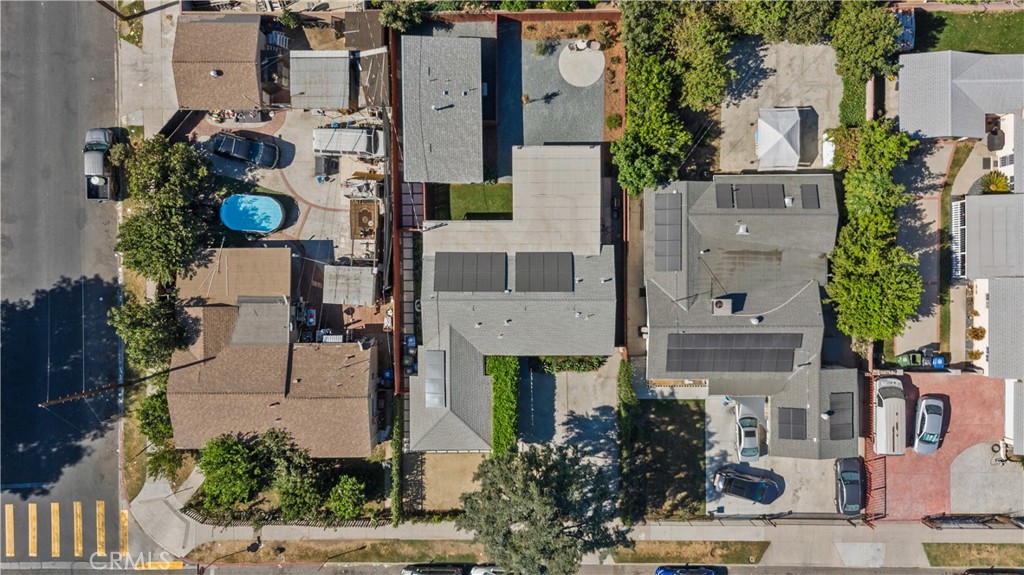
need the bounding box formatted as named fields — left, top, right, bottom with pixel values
left=757, top=107, right=801, bottom=171
left=289, top=50, right=351, bottom=111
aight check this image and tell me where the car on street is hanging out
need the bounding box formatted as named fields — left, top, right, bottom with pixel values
left=84, top=127, right=116, bottom=201
left=470, top=566, right=506, bottom=575
left=211, top=131, right=280, bottom=169
left=655, top=566, right=718, bottom=575
left=913, top=395, right=945, bottom=455
left=401, top=565, right=466, bottom=575
left=713, top=467, right=777, bottom=503
left=735, top=401, right=762, bottom=462
left=834, top=457, right=865, bottom=516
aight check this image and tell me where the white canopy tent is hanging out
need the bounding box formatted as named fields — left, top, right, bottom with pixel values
left=757, top=107, right=801, bottom=171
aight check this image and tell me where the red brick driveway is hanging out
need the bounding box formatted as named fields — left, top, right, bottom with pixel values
left=881, top=373, right=1005, bottom=521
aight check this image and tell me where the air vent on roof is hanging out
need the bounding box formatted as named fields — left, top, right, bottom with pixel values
left=737, top=224, right=750, bottom=235
left=210, top=69, right=223, bottom=77
left=711, top=298, right=733, bottom=316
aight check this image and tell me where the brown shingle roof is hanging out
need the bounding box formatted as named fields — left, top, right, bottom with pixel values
left=168, top=303, right=378, bottom=457
left=178, top=248, right=292, bottom=305
left=172, top=14, right=264, bottom=110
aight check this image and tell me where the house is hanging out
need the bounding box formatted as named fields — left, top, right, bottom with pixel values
left=643, top=175, right=860, bottom=459
left=899, top=51, right=1024, bottom=191
left=956, top=193, right=1024, bottom=456
left=166, top=248, right=379, bottom=458
left=400, top=35, right=485, bottom=184
left=409, top=145, right=616, bottom=452
left=172, top=13, right=268, bottom=110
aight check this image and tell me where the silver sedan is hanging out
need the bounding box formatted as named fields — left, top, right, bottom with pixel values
left=913, top=395, right=945, bottom=455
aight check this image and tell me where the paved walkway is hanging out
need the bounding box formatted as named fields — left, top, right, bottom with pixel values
left=117, top=1, right=179, bottom=136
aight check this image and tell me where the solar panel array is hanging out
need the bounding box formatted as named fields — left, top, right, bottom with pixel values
left=777, top=407, right=807, bottom=440
left=654, top=193, right=683, bottom=271
left=433, top=252, right=506, bottom=292
left=721, top=183, right=787, bottom=209
left=424, top=350, right=447, bottom=408
left=800, top=184, right=820, bottom=209
left=829, top=392, right=854, bottom=440
left=515, top=252, right=574, bottom=292
left=665, top=332, right=802, bottom=373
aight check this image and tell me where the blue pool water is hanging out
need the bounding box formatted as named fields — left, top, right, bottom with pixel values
left=220, top=194, right=285, bottom=233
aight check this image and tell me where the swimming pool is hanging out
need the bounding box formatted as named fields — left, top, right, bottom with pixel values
left=220, top=194, right=285, bottom=234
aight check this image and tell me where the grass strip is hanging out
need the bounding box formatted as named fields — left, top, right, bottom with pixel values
left=188, top=539, right=487, bottom=564
left=614, top=541, right=770, bottom=565
left=924, top=543, right=1024, bottom=567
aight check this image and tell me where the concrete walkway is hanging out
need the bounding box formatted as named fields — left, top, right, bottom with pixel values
left=117, top=0, right=179, bottom=136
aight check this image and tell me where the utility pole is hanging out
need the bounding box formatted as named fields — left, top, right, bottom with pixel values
left=94, top=1, right=127, bottom=21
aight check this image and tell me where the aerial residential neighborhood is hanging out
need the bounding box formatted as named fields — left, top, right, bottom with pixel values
left=2, top=1, right=1024, bottom=574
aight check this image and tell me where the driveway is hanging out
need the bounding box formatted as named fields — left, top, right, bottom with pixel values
left=881, top=373, right=1019, bottom=520
left=520, top=355, right=620, bottom=475
left=893, top=143, right=952, bottom=355
left=705, top=396, right=837, bottom=515
left=719, top=40, right=843, bottom=172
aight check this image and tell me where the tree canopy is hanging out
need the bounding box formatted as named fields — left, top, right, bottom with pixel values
left=198, top=435, right=262, bottom=509
left=118, top=135, right=209, bottom=209
left=829, top=0, right=902, bottom=82
left=107, top=291, right=187, bottom=369
left=729, top=0, right=791, bottom=43
left=327, top=475, right=367, bottom=520
left=138, top=388, right=174, bottom=445
left=378, top=0, right=424, bottom=33
left=116, top=204, right=206, bottom=286
left=457, top=445, right=630, bottom=575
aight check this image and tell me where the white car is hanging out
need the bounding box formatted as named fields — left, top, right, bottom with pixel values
left=470, top=566, right=505, bottom=575
left=913, top=395, right=945, bottom=455
left=735, top=400, right=763, bottom=462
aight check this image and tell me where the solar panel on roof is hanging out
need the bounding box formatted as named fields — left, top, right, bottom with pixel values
left=716, top=184, right=734, bottom=208
left=734, top=184, right=754, bottom=209
left=515, top=252, right=573, bottom=292
left=654, top=193, right=683, bottom=272
left=424, top=350, right=447, bottom=408
left=434, top=252, right=506, bottom=291
left=829, top=392, right=854, bottom=440
left=767, top=184, right=786, bottom=208
left=664, top=332, right=802, bottom=373
left=778, top=407, right=807, bottom=440
left=801, top=184, right=820, bottom=209
left=751, top=184, right=769, bottom=208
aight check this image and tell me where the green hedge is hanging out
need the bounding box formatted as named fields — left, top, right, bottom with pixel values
left=539, top=355, right=606, bottom=373
left=487, top=356, right=520, bottom=455
left=616, top=359, right=642, bottom=524
left=839, top=76, right=867, bottom=128
left=391, top=395, right=404, bottom=527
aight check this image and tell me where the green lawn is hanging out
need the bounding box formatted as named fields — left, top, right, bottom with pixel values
left=429, top=183, right=513, bottom=221
left=117, top=0, right=144, bottom=48
left=614, top=541, right=770, bottom=565
left=924, top=543, right=1024, bottom=567
left=631, top=399, right=707, bottom=519
left=916, top=11, right=1024, bottom=54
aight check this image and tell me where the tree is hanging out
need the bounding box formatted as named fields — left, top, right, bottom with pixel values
left=543, top=0, right=576, bottom=12
left=457, top=445, right=631, bottom=575
left=138, top=389, right=174, bottom=445
left=783, top=0, right=836, bottom=45
left=829, top=1, right=902, bottom=82
left=843, top=168, right=909, bottom=221
left=116, top=203, right=205, bottom=285
left=147, top=443, right=184, bottom=481
left=730, top=0, right=791, bottom=43
left=277, top=466, right=322, bottom=521
left=108, top=292, right=188, bottom=369
left=120, top=135, right=210, bottom=209
left=856, top=119, right=917, bottom=173
left=326, top=475, right=367, bottom=520
left=673, top=6, right=735, bottom=110
left=826, top=225, right=923, bottom=347
left=378, top=1, right=424, bottom=33
left=198, top=435, right=261, bottom=509
left=499, top=0, right=529, bottom=11
left=277, top=8, right=301, bottom=29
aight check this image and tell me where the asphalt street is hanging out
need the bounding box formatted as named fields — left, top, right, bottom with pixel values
left=1, top=0, right=121, bottom=564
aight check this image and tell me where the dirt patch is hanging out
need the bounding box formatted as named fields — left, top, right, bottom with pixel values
left=924, top=543, right=1024, bottom=567
left=403, top=452, right=485, bottom=512
left=122, top=378, right=148, bottom=502
left=614, top=541, right=770, bottom=565
left=304, top=26, right=345, bottom=51
left=633, top=400, right=707, bottom=519
left=188, top=539, right=487, bottom=565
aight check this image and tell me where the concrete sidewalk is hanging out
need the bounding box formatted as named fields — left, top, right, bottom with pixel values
left=117, top=0, right=178, bottom=136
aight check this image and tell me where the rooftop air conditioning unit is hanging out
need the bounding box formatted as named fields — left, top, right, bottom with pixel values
left=711, top=298, right=733, bottom=316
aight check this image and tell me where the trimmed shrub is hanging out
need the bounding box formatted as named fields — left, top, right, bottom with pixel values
left=138, top=389, right=173, bottom=445
left=499, top=0, right=529, bottom=11
left=540, top=355, right=606, bottom=373
left=391, top=395, right=404, bottom=527
left=967, top=326, right=987, bottom=341
left=327, top=475, right=367, bottom=520
left=488, top=356, right=520, bottom=455
left=839, top=76, right=867, bottom=127
left=605, top=113, right=623, bottom=131
left=967, top=349, right=984, bottom=361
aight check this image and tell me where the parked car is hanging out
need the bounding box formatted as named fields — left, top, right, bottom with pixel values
left=470, top=566, right=505, bottom=575
left=913, top=395, right=945, bottom=455
left=211, top=131, right=280, bottom=169
left=734, top=401, right=762, bottom=463
left=833, top=457, right=865, bottom=516
left=713, top=467, right=777, bottom=503
left=84, top=128, right=116, bottom=201
left=401, top=565, right=466, bottom=575
left=655, top=566, right=717, bottom=575
left=874, top=377, right=907, bottom=456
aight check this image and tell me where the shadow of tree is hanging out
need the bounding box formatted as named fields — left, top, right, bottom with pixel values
left=402, top=452, right=426, bottom=513
left=895, top=198, right=939, bottom=320
left=518, top=363, right=555, bottom=444
left=1, top=275, right=120, bottom=498
left=562, top=406, right=618, bottom=463
left=725, top=36, right=775, bottom=106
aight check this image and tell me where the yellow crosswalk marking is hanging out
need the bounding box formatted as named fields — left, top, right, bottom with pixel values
left=51, top=503, right=60, bottom=558
left=120, top=509, right=129, bottom=556
left=73, top=501, right=83, bottom=557
left=138, top=560, right=185, bottom=570
left=95, top=501, right=106, bottom=557
left=4, top=504, right=14, bottom=557
left=27, top=503, right=37, bottom=557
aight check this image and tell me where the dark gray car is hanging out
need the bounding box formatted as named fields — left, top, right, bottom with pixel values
left=834, top=457, right=865, bottom=516
left=211, top=131, right=280, bottom=169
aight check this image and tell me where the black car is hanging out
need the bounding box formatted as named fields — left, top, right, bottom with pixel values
left=834, top=457, right=865, bottom=516
left=211, top=131, right=280, bottom=169
left=712, top=467, right=776, bottom=503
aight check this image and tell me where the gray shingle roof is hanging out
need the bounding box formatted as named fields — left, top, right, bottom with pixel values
left=289, top=50, right=351, bottom=110
left=965, top=194, right=1024, bottom=279
left=769, top=367, right=861, bottom=459
left=988, top=278, right=1024, bottom=380
left=899, top=51, right=1024, bottom=191
left=401, top=36, right=484, bottom=183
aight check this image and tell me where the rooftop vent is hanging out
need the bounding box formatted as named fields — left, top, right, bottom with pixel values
left=737, top=224, right=750, bottom=235
left=784, top=196, right=794, bottom=207
left=210, top=69, right=223, bottom=77
left=711, top=298, right=733, bottom=316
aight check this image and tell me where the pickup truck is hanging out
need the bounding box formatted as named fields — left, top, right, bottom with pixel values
left=84, top=128, right=116, bottom=201
left=713, top=468, right=776, bottom=503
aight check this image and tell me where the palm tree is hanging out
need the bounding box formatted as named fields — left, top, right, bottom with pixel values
left=980, top=170, right=1010, bottom=194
